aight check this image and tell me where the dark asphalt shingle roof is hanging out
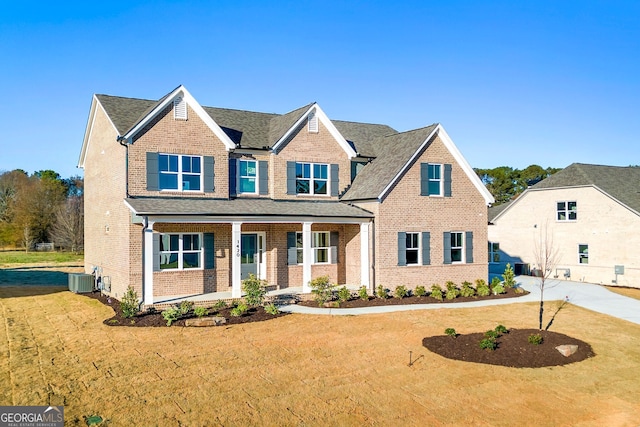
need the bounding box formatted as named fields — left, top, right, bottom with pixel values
left=529, top=163, right=640, bottom=214
left=126, top=197, right=374, bottom=218
left=488, top=201, right=513, bottom=223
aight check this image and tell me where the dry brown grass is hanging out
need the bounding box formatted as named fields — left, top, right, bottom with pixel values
left=1, top=286, right=640, bottom=426
left=607, top=286, right=640, bottom=301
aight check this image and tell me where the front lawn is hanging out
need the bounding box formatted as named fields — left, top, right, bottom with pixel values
left=0, top=250, right=83, bottom=265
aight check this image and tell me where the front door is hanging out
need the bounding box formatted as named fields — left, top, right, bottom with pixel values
left=240, top=233, right=266, bottom=280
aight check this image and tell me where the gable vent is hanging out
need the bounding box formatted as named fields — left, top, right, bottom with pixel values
left=174, top=96, right=187, bottom=120
left=308, top=110, right=318, bottom=133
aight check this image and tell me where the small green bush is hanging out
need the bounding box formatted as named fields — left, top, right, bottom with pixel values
left=120, top=286, right=140, bottom=318
left=358, top=286, right=369, bottom=301
left=242, top=273, right=268, bottom=306
left=394, top=285, right=409, bottom=299
left=484, top=329, right=499, bottom=339
left=230, top=302, right=249, bottom=317
left=430, top=284, right=443, bottom=301
left=414, top=285, right=427, bottom=297
left=494, top=324, right=508, bottom=334
left=264, top=303, right=279, bottom=315
left=460, top=281, right=475, bottom=297
left=337, top=286, right=351, bottom=303
left=476, top=279, right=490, bottom=297
left=528, top=333, right=543, bottom=345
left=213, top=300, right=227, bottom=309
left=310, top=275, right=335, bottom=306
left=445, top=281, right=459, bottom=300
left=492, top=283, right=505, bottom=295
left=479, top=337, right=497, bottom=351
left=193, top=306, right=208, bottom=318
left=503, top=263, right=516, bottom=289
left=376, top=285, right=389, bottom=299
left=445, top=328, right=457, bottom=338
left=179, top=300, right=194, bottom=315
left=162, top=307, right=180, bottom=326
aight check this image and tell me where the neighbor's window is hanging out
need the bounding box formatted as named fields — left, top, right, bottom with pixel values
left=557, top=201, right=577, bottom=221
left=428, top=163, right=442, bottom=196
left=238, top=160, right=257, bottom=194
left=578, top=244, right=589, bottom=264
left=450, top=232, right=464, bottom=263
left=405, top=232, right=420, bottom=265
left=488, top=242, right=500, bottom=263
left=296, top=162, right=328, bottom=195
left=159, top=233, right=202, bottom=270
left=159, top=154, right=202, bottom=191
left=295, top=231, right=332, bottom=264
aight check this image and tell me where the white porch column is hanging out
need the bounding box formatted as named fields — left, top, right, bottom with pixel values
left=232, top=221, right=242, bottom=298
left=302, top=221, right=313, bottom=293
left=143, top=220, right=155, bottom=305
left=360, top=222, right=371, bottom=290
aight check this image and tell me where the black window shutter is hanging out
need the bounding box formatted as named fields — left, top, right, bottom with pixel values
left=444, top=164, right=452, bottom=197
left=422, top=232, right=430, bottom=265
left=204, top=233, right=215, bottom=269
left=420, top=163, right=429, bottom=196
left=330, top=231, right=339, bottom=264
left=443, top=232, right=452, bottom=264
left=465, top=231, right=473, bottom=263
left=287, top=231, right=297, bottom=265
left=147, top=152, right=159, bottom=191
left=203, top=156, right=215, bottom=193
left=330, top=164, right=339, bottom=196
left=259, top=160, right=268, bottom=195
left=229, top=158, right=237, bottom=197
left=152, top=233, right=160, bottom=271
left=286, top=161, right=296, bottom=195
left=397, top=232, right=407, bottom=266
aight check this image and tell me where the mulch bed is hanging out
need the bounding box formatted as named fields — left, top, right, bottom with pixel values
left=82, top=291, right=289, bottom=327
left=423, top=329, right=595, bottom=368
left=299, top=287, right=527, bottom=308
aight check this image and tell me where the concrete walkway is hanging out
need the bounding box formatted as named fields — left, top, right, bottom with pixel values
left=279, top=276, right=640, bottom=325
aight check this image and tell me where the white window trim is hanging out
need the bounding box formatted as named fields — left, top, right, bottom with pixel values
left=428, top=163, right=444, bottom=197
left=405, top=232, right=422, bottom=266
left=159, top=233, right=203, bottom=271
left=159, top=154, right=204, bottom=193
left=450, top=231, right=465, bottom=264
left=557, top=200, right=577, bottom=221
left=295, top=231, right=334, bottom=264
left=237, top=159, right=258, bottom=195
left=296, top=162, right=329, bottom=196
left=488, top=241, right=500, bottom=264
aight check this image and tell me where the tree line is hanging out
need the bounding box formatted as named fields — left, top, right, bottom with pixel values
left=0, top=169, right=83, bottom=252
left=473, top=164, right=561, bottom=205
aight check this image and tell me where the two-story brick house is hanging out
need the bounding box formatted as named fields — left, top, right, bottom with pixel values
left=79, top=85, right=494, bottom=305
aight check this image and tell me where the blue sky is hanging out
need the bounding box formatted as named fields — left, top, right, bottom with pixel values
left=1, top=0, right=638, bottom=179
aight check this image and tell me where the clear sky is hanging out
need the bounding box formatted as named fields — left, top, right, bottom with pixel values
left=1, top=0, right=638, bottom=179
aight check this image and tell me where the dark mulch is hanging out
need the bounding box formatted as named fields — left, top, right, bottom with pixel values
left=82, top=291, right=289, bottom=327
left=423, top=329, right=595, bottom=368
left=299, top=287, right=527, bottom=308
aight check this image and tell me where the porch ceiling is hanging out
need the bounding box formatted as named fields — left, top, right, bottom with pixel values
left=125, top=197, right=374, bottom=220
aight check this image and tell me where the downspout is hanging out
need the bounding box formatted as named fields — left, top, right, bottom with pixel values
left=117, top=136, right=130, bottom=198
left=370, top=218, right=376, bottom=291
left=141, top=216, right=148, bottom=306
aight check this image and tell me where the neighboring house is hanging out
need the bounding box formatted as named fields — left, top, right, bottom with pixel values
left=488, top=163, right=640, bottom=288
left=78, top=85, right=494, bottom=305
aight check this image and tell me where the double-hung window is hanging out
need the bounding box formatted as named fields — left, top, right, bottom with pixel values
left=159, top=233, right=202, bottom=270
left=557, top=201, right=577, bottom=221
left=488, top=242, right=500, bottom=263
left=427, top=164, right=442, bottom=196
left=293, top=231, right=332, bottom=264
left=159, top=154, right=202, bottom=191
left=450, top=232, right=464, bottom=263
left=405, top=232, right=420, bottom=265
left=296, top=162, right=328, bottom=195
left=578, top=244, right=589, bottom=264
left=238, top=160, right=257, bottom=194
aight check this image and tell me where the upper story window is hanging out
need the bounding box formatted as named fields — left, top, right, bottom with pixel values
left=557, top=201, right=577, bottom=221
left=427, top=163, right=442, bottom=196
left=159, top=154, right=202, bottom=192
left=488, top=242, right=500, bottom=263
left=421, top=163, right=451, bottom=197
left=296, top=162, right=328, bottom=195
left=239, top=160, right=257, bottom=194
left=159, top=233, right=202, bottom=270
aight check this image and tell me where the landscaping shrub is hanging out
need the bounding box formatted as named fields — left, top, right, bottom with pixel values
left=264, top=303, right=279, bottom=315
left=479, top=337, right=497, bottom=351
left=495, top=324, right=508, bottom=334
left=430, top=284, right=443, bottom=301
left=414, top=285, right=427, bottom=297
left=484, top=329, right=499, bottom=339
left=492, top=283, right=505, bottom=295
left=476, top=279, right=490, bottom=297
left=445, top=281, right=459, bottom=300
left=242, top=273, right=268, bottom=306
left=310, top=275, right=335, bottom=306
left=358, top=286, right=369, bottom=300
left=528, top=333, right=544, bottom=345
left=120, top=286, right=140, bottom=318
left=179, top=300, right=194, bottom=315
left=194, top=306, right=208, bottom=318
left=445, top=327, right=457, bottom=338
left=162, top=307, right=180, bottom=326
left=394, top=285, right=409, bottom=299
left=503, top=263, right=516, bottom=289
left=230, top=302, right=249, bottom=317
left=460, top=281, right=475, bottom=297
left=213, top=300, right=227, bottom=309
left=376, top=285, right=389, bottom=299
left=337, top=286, right=351, bottom=303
